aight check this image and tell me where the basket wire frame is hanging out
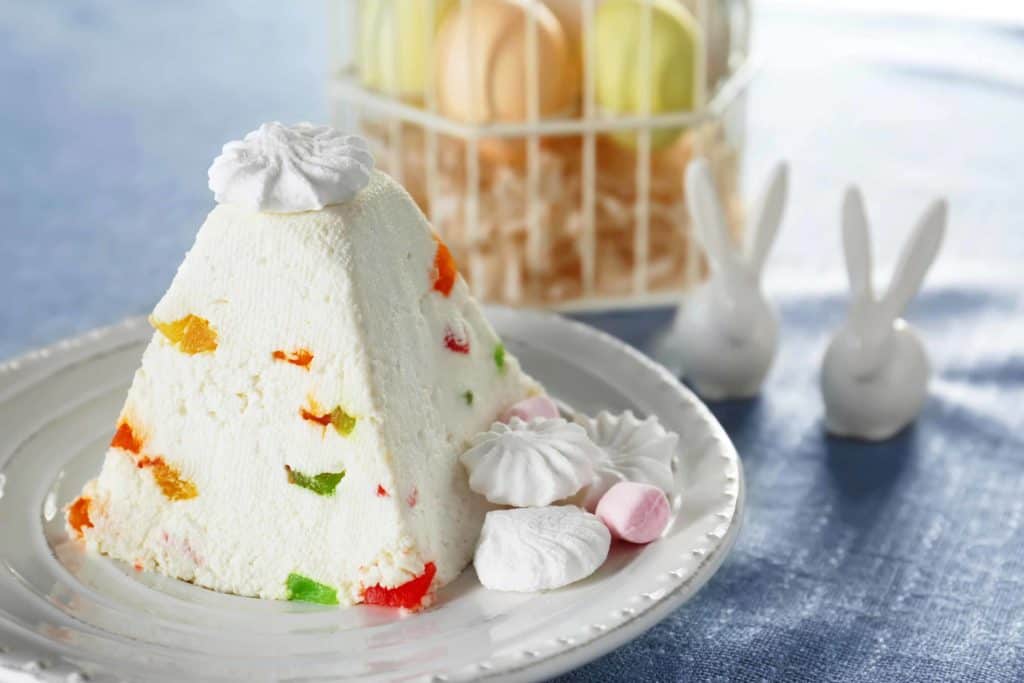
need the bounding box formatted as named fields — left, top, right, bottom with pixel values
left=331, top=0, right=751, bottom=310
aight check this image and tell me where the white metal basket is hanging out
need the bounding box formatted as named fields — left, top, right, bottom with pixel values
left=328, top=0, right=753, bottom=310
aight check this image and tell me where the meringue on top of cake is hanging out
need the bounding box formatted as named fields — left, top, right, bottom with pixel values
left=66, top=122, right=542, bottom=609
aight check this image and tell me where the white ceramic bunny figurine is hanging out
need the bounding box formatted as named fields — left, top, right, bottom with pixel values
left=821, top=188, right=947, bottom=440
left=671, top=158, right=789, bottom=400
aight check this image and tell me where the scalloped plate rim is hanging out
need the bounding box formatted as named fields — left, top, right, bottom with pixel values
left=0, top=307, right=744, bottom=683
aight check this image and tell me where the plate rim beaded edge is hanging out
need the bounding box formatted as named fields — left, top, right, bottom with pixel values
left=0, top=308, right=743, bottom=683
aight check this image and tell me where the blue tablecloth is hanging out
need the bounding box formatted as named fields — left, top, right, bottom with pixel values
left=3, top=3, right=1023, bottom=681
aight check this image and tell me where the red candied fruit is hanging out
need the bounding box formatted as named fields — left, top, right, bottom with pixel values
left=110, top=421, right=143, bottom=454
left=363, top=562, right=437, bottom=610
left=300, top=408, right=333, bottom=427
left=432, top=237, right=458, bottom=297
left=443, top=328, right=470, bottom=354
left=273, top=349, right=314, bottom=369
left=67, top=496, right=93, bottom=538
left=376, top=485, right=389, bottom=497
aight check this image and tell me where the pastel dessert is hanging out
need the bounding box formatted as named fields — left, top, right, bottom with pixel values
left=358, top=0, right=457, bottom=98
left=593, top=0, right=704, bottom=150
left=433, top=0, right=577, bottom=124
left=66, top=122, right=541, bottom=609
left=460, top=417, right=600, bottom=507
left=499, top=395, right=560, bottom=423
left=595, top=481, right=671, bottom=544
left=464, top=411, right=679, bottom=593
left=433, top=0, right=579, bottom=166
left=474, top=505, right=610, bottom=592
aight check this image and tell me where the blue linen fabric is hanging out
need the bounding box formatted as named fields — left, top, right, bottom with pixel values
left=564, top=274, right=1024, bottom=682
left=2, top=2, right=1024, bottom=682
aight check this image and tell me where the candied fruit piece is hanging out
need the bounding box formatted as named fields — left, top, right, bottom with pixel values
left=443, top=327, right=470, bottom=354
left=285, top=465, right=345, bottom=496
left=363, top=562, right=437, bottom=610
left=493, top=343, right=506, bottom=373
left=110, top=421, right=143, bottom=454
left=67, top=496, right=93, bottom=538
left=137, top=456, right=198, bottom=501
left=463, top=390, right=474, bottom=406
left=407, top=487, right=418, bottom=508
left=300, top=400, right=357, bottom=436
left=286, top=573, right=339, bottom=605
left=377, top=485, right=389, bottom=497
left=300, top=407, right=333, bottom=427
left=432, top=237, right=457, bottom=297
left=330, top=407, right=357, bottom=436
left=152, top=314, right=218, bottom=354
left=273, top=348, right=313, bottom=369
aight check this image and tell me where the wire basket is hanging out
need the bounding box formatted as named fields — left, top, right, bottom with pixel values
left=328, top=0, right=753, bottom=310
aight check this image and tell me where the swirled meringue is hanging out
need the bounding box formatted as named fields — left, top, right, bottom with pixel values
left=474, top=506, right=611, bottom=592
left=208, top=122, right=374, bottom=213
left=574, top=411, right=678, bottom=510
left=460, top=417, right=598, bottom=507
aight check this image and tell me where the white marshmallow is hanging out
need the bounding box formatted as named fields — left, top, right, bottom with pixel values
left=474, top=506, right=610, bottom=592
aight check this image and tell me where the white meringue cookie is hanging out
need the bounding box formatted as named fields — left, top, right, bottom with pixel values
left=574, top=411, right=678, bottom=510
left=208, top=122, right=374, bottom=213
left=474, top=506, right=611, bottom=592
left=460, top=417, right=598, bottom=507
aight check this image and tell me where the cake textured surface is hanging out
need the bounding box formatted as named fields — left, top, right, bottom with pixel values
left=67, top=131, right=541, bottom=607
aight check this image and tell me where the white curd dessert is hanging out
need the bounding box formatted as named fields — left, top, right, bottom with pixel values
left=66, top=123, right=541, bottom=609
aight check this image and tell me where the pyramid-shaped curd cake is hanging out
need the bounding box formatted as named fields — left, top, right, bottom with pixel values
left=66, top=123, right=542, bottom=608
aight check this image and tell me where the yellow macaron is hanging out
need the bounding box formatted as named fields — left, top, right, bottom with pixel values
left=592, top=0, right=704, bottom=150
left=359, top=0, right=457, bottom=99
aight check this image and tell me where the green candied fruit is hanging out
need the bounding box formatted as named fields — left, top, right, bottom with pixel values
left=330, top=406, right=357, bottom=436
left=285, top=465, right=346, bottom=496
left=463, top=390, right=474, bottom=406
left=493, top=343, right=506, bottom=373
left=286, top=572, right=339, bottom=605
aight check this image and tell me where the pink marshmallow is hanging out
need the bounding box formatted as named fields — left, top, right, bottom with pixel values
left=595, top=482, right=671, bottom=544
left=499, top=395, right=560, bottom=423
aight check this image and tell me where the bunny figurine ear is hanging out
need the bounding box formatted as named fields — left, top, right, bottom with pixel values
left=686, top=158, right=741, bottom=276
left=841, top=187, right=874, bottom=305
left=878, top=198, right=947, bottom=324
left=748, top=163, right=788, bottom=277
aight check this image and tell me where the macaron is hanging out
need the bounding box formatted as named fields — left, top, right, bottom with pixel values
left=542, top=0, right=583, bottom=51
left=595, top=481, right=671, bottom=544
left=433, top=0, right=579, bottom=165
left=359, top=0, right=456, bottom=98
left=592, top=0, right=704, bottom=151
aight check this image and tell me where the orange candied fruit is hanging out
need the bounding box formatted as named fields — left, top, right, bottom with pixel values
left=67, top=496, right=93, bottom=538
left=137, top=456, right=198, bottom=501
left=273, top=348, right=314, bottom=369
left=432, top=236, right=458, bottom=297
left=151, top=314, right=218, bottom=354
left=363, top=562, right=437, bottom=610
left=110, top=421, right=143, bottom=454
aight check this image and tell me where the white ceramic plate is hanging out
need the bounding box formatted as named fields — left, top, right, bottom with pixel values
left=0, top=308, right=743, bottom=683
